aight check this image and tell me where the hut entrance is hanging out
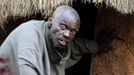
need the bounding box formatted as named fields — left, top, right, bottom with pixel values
left=66, top=0, right=97, bottom=75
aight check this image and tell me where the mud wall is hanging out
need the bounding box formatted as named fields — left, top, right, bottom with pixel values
left=91, top=7, right=134, bottom=75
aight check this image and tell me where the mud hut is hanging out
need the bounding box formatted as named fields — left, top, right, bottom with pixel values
left=0, top=0, right=134, bottom=75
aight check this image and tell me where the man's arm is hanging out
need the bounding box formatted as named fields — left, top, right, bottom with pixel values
left=65, top=25, right=119, bottom=68
left=16, top=22, right=42, bottom=75
left=18, top=48, right=39, bottom=75
left=65, top=38, right=98, bottom=68
left=71, top=38, right=98, bottom=54
left=72, top=25, right=119, bottom=54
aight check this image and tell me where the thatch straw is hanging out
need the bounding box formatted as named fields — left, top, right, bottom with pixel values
left=0, top=0, right=73, bottom=28
left=0, top=0, right=134, bottom=28
left=105, top=0, right=134, bottom=14
left=92, top=0, right=103, bottom=3
left=92, top=0, right=134, bottom=14
left=0, top=0, right=75, bottom=18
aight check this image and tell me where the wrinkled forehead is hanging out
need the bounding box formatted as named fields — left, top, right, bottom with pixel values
left=55, top=10, right=80, bottom=25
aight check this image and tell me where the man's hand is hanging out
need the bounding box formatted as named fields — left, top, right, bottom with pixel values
left=0, top=55, right=12, bottom=75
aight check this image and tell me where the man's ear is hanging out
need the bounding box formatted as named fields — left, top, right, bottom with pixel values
left=48, top=17, right=52, bottom=28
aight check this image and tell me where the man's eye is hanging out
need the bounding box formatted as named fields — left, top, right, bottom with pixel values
left=60, top=24, right=66, bottom=30
left=70, top=31, right=76, bottom=35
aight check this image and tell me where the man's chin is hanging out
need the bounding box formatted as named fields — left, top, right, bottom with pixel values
left=54, top=44, right=66, bottom=49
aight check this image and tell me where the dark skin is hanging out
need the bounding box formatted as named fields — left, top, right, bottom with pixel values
left=47, top=5, right=116, bottom=53
left=47, top=6, right=80, bottom=49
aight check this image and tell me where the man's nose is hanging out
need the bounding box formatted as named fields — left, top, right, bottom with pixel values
left=63, top=30, right=70, bottom=39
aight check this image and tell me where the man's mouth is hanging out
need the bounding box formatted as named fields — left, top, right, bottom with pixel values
left=58, top=39, right=67, bottom=47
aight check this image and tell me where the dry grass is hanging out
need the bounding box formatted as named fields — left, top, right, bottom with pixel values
left=0, top=0, right=73, bottom=28
left=0, top=0, right=134, bottom=28
left=92, top=0, right=134, bottom=14
left=105, top=0, right=134, bottom=14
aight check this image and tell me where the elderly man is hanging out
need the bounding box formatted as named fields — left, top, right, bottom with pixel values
left=0, top=5, right=114, bottom=75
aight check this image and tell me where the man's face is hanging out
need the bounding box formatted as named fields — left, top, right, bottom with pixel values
left=48, top=12, right=80, bottom=48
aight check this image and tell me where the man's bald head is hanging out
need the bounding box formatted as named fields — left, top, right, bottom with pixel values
left=52, top=5, right=80, bottom=27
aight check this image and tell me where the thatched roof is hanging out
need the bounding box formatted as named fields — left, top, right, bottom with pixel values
left=0, top=0, right=134, bottom=28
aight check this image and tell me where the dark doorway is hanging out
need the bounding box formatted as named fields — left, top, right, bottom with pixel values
left=66, top=0, right=97, bottom=75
